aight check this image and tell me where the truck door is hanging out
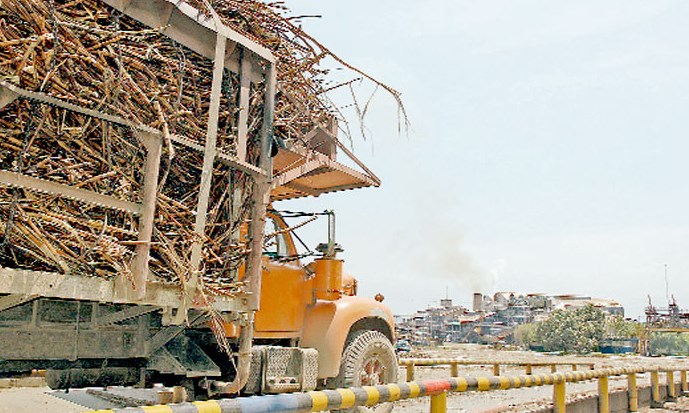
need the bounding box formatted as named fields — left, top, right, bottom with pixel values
left=254, top=214, right=309, bottom=336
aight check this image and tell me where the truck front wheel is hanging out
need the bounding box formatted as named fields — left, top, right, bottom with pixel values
left=333, top=330, right=398, bottom=412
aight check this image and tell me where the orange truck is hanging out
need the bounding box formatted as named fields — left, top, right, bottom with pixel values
left=0, top=0, right=397, bottom=406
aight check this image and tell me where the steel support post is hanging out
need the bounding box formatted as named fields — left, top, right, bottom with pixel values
left=651, top=371, right=663, bottom=408
left=525, top=364, right=533, bottom=375
left=230, top=47, right=251, bottom=278
left=177, top=33, right=227, bottom=323
left=682, top=370, right=688, bottom=394
left=429, top=392, right=447, bottom=413
left=667, top=371, right=677, bottom=401
left=598, top=376, right=609, bottom=413
left=551, top=364, right=557, bottom=373
left=450, top=363, right=458, bottom=378
left=406, top=364, right=415, bottom=382
left=493, top=364, right=501, bottom=376
left=553, top=379, right=566, bottom=413
left=128, top=132, right=162, bottom=300
left=245, top=62, right=276, bottom=311
left=627, top=373, right=638, bottom=412
left=236, top=49, right=251, bottom=162
left=571, top=364, right=577, bottom=371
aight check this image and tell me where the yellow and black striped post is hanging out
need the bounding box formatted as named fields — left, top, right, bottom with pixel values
left=553, top=374, right=566, bottom=413
left=598, top=375, right=609, bottom=413
left=627, top=373, right=638, bottom=412
left=667, top=371, right=677, bottom=401
left=450, top=362, right=458, bottom=378
left=430, top=391, right=447, bottom=413
left=682, top=370, right=688, bottom=394
left=525, top=364, right=532, bottom=375
left=406, top=364, right=415, bottom=382
left=492, top=364, right=501, bottom=376
left=651, top=370, right=663, bottom=408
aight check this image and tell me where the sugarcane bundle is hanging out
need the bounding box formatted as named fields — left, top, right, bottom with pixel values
left=0, top=0, right=403, bottom=294
left=0, top=0, right=252, bottom=293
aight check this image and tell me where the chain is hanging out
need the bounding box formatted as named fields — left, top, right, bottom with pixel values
left=174, top=42, right=187, bottom=125
left=112, top=10, right=123, bottom=103
left=43, top=0, right=61, bottom=93
left=49, top=0, right=60, bottom=59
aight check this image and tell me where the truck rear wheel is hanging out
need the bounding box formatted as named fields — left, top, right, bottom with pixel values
left=333, top=330, right=398, bottom=413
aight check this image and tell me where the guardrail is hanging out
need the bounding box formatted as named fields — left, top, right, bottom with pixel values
left=87, top=366, right=689, bottom=413
left=399, top=358, right=596, bottom=381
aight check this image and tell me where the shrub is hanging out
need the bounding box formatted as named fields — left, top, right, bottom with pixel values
left=535, top=305, right=605, bottom=353
left=605, top=316, right=638, bottom=339
left=650, top=333, right=689, bottom=356
left=514, top=323, right=537, bottom=348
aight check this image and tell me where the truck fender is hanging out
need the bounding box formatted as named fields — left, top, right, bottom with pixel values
left=301, top=296, right=395, bottom=378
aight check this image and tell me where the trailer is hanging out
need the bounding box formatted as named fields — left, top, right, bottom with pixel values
left=0, top=1, right=398, bottom=410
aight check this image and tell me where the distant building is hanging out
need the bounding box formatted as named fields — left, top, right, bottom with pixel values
left=397, top=291, right=625, bottom=345
left=551, top=295, right=624, bottom=316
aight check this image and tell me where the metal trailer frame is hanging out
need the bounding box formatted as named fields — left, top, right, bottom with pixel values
left=0, top=0, right=276, bottom=323
left=0, top=0, right=388, bottom=394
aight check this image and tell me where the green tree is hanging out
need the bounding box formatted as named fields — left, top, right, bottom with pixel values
left=650, top=333, right=689, bottom=356
left=514, top=323, right=537, bottom=348
left=604, top=316, right=638, bottom=339
left=535, top=305, right=605, bottom=353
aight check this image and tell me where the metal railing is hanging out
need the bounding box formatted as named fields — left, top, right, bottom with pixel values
left=399, top=358, right=596, bottom=381
left=86, top=366, right=689, bottom=413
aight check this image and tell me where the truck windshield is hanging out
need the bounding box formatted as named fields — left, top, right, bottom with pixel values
left=264, top=217, right=289, bottom=258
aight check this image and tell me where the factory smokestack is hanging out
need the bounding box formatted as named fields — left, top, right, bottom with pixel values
left=473, top=293, right=483, bottom=312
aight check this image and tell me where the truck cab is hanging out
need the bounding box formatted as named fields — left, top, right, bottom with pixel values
left=248, top=210, right=396, bottom=391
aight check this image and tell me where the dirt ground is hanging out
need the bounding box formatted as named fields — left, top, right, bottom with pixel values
left=640, top=400, right=689, bottom=412
left=1, top=343, right=688, bottom=413
left=0, top=387, right=82, bottom=413
left=393, top=343, right=689, bottom=413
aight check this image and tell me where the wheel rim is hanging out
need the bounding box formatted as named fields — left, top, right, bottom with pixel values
left=360, top=355, right=387, bottom=386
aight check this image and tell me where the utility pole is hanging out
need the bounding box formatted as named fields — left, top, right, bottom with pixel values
left=665, top=264, right=669, bottom=304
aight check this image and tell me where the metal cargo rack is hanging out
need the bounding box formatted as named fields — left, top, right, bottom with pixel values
left=0, top=0, right=278, bottom=324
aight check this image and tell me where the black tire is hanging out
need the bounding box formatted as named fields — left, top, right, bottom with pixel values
left=332, top=330, right=398, bottom=413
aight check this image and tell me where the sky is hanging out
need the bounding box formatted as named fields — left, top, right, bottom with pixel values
left=278, top=0, right=689, bottom=319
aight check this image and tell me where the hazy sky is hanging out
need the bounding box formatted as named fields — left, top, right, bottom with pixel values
left=279, top=1, right=689, bottom=319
